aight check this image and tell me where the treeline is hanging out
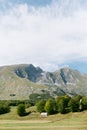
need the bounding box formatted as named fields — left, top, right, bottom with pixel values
left=0, top=95, right=87, bottom=116
left=36, top=95, right=87, bottom=115
left=0, top=100, right=31, bottom=106
left=0, top=100, right=31, bottom=115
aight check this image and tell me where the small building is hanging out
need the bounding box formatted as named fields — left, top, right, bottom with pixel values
left=41, top=112, right=47, bottom=117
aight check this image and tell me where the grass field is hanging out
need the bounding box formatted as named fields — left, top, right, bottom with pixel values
left=0, top=107, right=87, bottom=130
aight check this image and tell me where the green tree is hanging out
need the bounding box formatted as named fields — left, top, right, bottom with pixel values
left=74, top=95, right=82, bottom=111
left=0, top=103, right=10, bottom=114
left=58, top=99, right=65, bottom=114
left=56, top=95, right=71, bottom=114
left=58, top=98, right=66, bottom=114
left=45, top=98, right=56, bottom=115
left=81, top=96, right=87, bottom=110
left=74, top=95, right=82, bottom=102
left=36, top=99, right=46, bottom=113
left=56, top=96, right=63, bottom=112
left=17, top=104, right=26, bottom=116
left=68, top=98, right=79, bottom=112
left=64, top=95, right=71, bottom=108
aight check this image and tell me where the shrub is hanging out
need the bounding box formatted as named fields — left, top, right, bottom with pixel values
left=68, top=98, right=79, bottom=112
left=36, top=99, right=46, bottom=113
left=45, top=98, right=56, bottom=115
left=17, top=104, right=26, bottom=116
left=0, top=104, right=10, bottom=114
left=81, top=96, right=87, bottom=110
left=58, top=98, right=66, bottom=114
left=56, top=95, right=71, bottom=114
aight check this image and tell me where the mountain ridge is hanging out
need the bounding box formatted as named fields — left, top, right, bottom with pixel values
left=0, top=64, right=87, bottom=100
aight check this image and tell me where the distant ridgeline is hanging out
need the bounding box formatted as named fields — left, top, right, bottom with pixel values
left=0, top=64, right=87, bottom=100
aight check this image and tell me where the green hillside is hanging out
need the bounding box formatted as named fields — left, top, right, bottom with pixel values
left=0, top=64, right=87, bottom=100
left=0, top=65, right=48, bottom=100
left=0, top=106, right=87, bottom=130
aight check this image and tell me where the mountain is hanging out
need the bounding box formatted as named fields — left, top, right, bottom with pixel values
left=0, top=64, right=87, bottom=100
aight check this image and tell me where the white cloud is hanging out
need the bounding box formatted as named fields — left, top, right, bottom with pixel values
left=0, top=0, right=87, bottom=71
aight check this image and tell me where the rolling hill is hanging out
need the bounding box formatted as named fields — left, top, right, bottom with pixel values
left=0, top=64, right=87, bottom=100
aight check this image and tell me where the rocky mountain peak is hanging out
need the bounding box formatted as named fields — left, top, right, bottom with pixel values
left=0, top=64, right=87, bottom=100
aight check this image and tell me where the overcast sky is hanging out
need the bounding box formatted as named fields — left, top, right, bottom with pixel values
left=0, top=0, right=87, bottom=73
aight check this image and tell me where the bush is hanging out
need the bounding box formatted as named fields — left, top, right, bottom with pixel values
left=17, top=104, right=26, bottom=116
left=68, top=98, right=79, bottom=112
left=56, top=95, right=71, bottom=114
left=56, top=96, right=63, bottom=111
left=64, top=95, right=71, bottom=108
left=58, top=98, right=66, bottom=114
left=9, top=100, right=21, bottom=106
left=36, top=99, right=46, bottom=113
left=45, top=98, right=56, bottom=115
left=74, top=95, right=82, bottom=102
left=81, top=96, right=87, bottom=110
left=0, top=104, right=10, bottom=114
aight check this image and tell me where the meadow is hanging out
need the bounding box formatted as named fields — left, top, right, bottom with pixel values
left=0, top=107, right=87, bottom=130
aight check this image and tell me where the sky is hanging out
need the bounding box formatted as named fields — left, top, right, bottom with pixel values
left=0, top=0, right=87, bottom=73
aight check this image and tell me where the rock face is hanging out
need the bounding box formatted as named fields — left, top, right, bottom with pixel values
left=15, top=64, right=43, bottom=82
left=0, top=64, right=87, bottom=100
left=34, top=67, right=87, bottom=96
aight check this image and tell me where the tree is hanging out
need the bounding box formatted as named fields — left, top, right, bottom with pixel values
left=17, top=104, right=26, bottom=116
left=36, top=99, right=46, bottom=113
left=68, top=98, right=79, bottom=112
left=81, top=96, right=87, bottom=110
left=74, top=95, right=82, bottom=102
left=64, top=95, right=71, bottom=108
left=58, top=98, right=66, bottom=114
left=74, top=95, right=82, bottom=111
left=0, top=103, right=10, bottom=114
left=56, top=95, right=71, bottom=114
left=45, top=98, right=56, bottom=115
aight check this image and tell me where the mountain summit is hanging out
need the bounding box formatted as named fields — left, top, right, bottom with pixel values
left=0, top=64, right=87, bottom=100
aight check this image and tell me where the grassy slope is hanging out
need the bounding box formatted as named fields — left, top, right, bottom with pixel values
left=0, top=66, right=47, bottom=100
left=0, top=64, right=87, bottom=100
left=0, top=107, right=87, bottom=130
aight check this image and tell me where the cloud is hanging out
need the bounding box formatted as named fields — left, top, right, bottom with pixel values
left=0, top=0, right=87, bottom=71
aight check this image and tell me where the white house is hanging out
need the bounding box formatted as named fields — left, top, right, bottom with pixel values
left=41, top=112, right=47, bottom=117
